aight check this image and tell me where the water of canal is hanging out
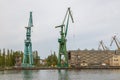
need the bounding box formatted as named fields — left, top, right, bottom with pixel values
left=0, top=69, right=120, bottom=80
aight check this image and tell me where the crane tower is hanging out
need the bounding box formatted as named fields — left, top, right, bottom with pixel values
left=22, top=12, right=34, bottom=67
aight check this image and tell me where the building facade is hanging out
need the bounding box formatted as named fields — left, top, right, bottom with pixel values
left=109, top=50, right=120, bottom=66
left=68, top=49, right=120, bottom=67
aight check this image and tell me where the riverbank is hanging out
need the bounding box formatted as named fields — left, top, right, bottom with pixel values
left=1, top=66, right=120, bottom=71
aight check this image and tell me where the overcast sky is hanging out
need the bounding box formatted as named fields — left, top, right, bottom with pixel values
left=0, top=0, right=120, bottom=58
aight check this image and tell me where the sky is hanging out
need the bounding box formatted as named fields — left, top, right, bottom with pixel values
left=0, top=0, right=120, bottom=58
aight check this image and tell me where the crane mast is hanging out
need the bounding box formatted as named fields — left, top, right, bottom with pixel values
left=55, top=7, right=74, bottom=68
left=22, top=12, right=34, bottom=67
left=110, top=35, right=120, bottom=50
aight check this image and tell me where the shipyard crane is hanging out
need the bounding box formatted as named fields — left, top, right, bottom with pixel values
left=22, top=12, right=34, bottom=67
left=98, top=40, right=109, bottom=51
left=55, top=7, right=74, bottom=67
left=110, top=35, right=120, bottom=50
left=97, top=40, right=115, bottom=66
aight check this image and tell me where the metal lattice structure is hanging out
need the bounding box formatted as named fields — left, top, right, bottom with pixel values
left=98, top=40, right=109, bottom=50
left=56, top=8, right=74, bottom=68
left=110, top=35, right=120, bottom=50
left=22, top=12, right=34, bottom=67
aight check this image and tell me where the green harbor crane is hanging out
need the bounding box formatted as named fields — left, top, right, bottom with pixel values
left=55, top=7, right=74, bottom=68
left=22, top=12, right=34, bottom=67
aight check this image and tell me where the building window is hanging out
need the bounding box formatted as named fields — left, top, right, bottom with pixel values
left=114, top=59, right=118, bottom=61
left=68, top=52, right=71, bottom=60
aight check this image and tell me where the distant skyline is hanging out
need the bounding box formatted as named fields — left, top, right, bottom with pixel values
left=0, top=0, right=120, bottom=58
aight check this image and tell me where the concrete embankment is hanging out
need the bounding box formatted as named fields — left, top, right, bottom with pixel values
left=1, top=66, right=120, bottom=71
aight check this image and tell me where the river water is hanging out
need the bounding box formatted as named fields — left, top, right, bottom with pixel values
left=0, top=69, right=120, bottom=80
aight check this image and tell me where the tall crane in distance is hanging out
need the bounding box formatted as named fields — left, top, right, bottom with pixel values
left=98, top=40, right=109, bottom=51
left=22, top=12, right=34, bottom=67
left=55, top=7, right=74, bottom=68
left=110, top=35, right=120, bottom=50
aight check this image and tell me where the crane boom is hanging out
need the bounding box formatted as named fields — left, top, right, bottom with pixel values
left=110, top=35, right=120, bottom=50
left=64, top=7, right=74, bottom=37
left=62, top=7, right=74, bottom=24
left=28, top=12, right=33, bottom=27
left=98, top=40, right=108, bottom=51
left=65, top=15, right=69, bottom=37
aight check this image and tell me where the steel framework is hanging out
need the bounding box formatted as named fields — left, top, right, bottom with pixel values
left=22, top=12, right=34, bottom=67
left=56, top=8, right=74, bottom=67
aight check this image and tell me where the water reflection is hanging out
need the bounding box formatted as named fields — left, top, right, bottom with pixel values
left=58, top=70, right=69, bottom=80
left=1, top=70, right=120, bottom=80
left=22, top=70, right=33, bottom=80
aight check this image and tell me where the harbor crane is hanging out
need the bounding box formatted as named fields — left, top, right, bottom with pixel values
left=55, top=7, right=74, bottom=67
left=22, top=12, right=34, bottom=67
left=98, top=40, right=109, bottom=51
left=110, top=35, right=120, bottom=50
left=97, top=40, right=114, bottom=66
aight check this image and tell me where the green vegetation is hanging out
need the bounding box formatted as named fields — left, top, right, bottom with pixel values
left=0, top=49, right=41, bottom=68
left=46, top=52, right=58, bottom=67
left=0, top=49, right=58, bottom=68
left=0, top=49, right=23, bottom=68
left=33, top=51, right=40, bottom=66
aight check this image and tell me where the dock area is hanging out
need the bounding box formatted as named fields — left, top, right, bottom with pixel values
left=1, top=66, right=120, bottom=71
